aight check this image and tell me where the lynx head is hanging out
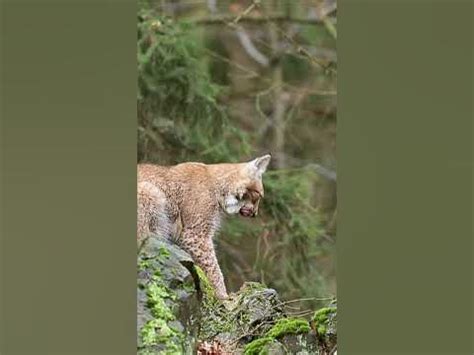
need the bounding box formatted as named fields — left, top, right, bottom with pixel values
left=222, top=154, right=271, bottom=218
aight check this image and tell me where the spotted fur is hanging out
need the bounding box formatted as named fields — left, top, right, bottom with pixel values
left=137, top=155, right=271, bottom=299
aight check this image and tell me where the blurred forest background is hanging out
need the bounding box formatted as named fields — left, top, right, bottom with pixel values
left=138, top=0, right=337, bottom=310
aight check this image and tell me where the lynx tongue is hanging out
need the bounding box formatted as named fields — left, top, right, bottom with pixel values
left=239, top=207, right=253, bottom=217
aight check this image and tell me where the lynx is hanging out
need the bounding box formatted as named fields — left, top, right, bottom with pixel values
left=137, top=155, right=271, bottom=299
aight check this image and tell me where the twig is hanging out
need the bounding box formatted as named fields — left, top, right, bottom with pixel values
left=232, top=319, right=275, bottom=345
left=255, top=5, right=336, bottom=73
left=286, top=310, right=315, bottom=317
left=203, top=48, right=336, bottom=97
left=278, top=296, right=333, bottom=306
left=195, top=15, right=326, bottom=26
left=322, top=17, right=337, bottom=39
left=271, top=153, right=337, bottom=182
left=232, top=0, right=261, bottom=25
left=235, top=28, right=269, bottom=66
left=206, top=0, right=334, bottom=72
left=203, top=47, right=259, bottom=79
left=282, top=304, right=301, bottom=311
left=307, top=163, right=337, bottom=182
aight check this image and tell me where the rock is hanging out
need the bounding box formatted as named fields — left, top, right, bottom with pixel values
left=137, top=237, right=337, bottom=354
left=311, top=301, right=337, bottom=353
left=198, top=281, right=285, bottom=351
left=137, top=237, right=199, bottom=354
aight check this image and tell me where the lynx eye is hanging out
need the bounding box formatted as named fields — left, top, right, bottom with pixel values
left=244, top=189, right=262, bottom=201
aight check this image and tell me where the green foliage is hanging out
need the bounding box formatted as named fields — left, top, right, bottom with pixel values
left=137, top=10, right=250, bottom=164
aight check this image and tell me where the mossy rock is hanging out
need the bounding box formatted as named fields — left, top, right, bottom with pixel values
left=137, top=237, right=337, bottom=354
left=243, top=317, right=317, bottom=355
left=137, top=237, right=199, bottom=353
left=137, top=238, right=286, bottom=353
left=198, top=279, right=285, bottom=351
left=311, top=301, right=337, bottom=353
left=242, top=303, right=338, bottom=355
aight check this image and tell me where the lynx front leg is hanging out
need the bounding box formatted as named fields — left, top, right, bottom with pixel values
left=180, top=228, right=228, bottom=300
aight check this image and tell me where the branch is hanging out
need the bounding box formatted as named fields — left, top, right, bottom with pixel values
left=235, top=28, right=270, bottom=67
left=272, top=153, right=337, bottom=182
left=308, top=163, right=337, bottom=182
left=194, top=15, right=327, bottom=26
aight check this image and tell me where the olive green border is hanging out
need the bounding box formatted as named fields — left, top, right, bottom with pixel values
left=1, top=1, right=136, bottom=354
left=1, top=0, right=472, bottom=354
left=338, top=0, right=472, bottom=354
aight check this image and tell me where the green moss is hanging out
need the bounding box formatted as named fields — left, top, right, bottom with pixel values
left=317, top=324, right=327, bottom=335
left=138, top=258, right=151, bottom=270
left=141, top=319, right=159, bottom=346
left=147, top=281, right=170, bottom=300
left=240, top=282, right=266, bottom=292
left=313, top=307, right=332, bottom=322
left=146, top=282, right=174, bottom=320
left=194, top=266, right=237, bottom=338
left=313, top=307, right=335, bottom=336
left=158, top=246, right=171, bottom=258
left=243, top=337, right=273, bottom=355
left=182, top=280, right=196, bottom=293
left=244, top=317, right=310, bottom=355
left=139, top=252, right=184, bottom=353
left=194, top=265, right=216, bottom=299
left=266, top=318, right=311, bottom=339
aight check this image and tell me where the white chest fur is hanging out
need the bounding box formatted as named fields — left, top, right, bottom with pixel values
left=223, top=194, right=243, bottom=214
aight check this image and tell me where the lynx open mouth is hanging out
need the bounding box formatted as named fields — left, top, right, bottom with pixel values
left=239, top=207, right=255, bottom=217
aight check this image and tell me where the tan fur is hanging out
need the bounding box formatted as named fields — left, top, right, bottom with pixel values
left=137, top=155, right=271, bottom=299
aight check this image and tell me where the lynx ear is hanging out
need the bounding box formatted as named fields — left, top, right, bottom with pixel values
left=248, top=154, right=271, bottom=177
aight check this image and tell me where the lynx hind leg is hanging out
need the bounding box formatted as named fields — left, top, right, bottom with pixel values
left=137, top=182, right=171, bottom=244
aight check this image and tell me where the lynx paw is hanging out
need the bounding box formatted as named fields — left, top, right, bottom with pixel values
left=215, top=289, right=229, bottom=300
